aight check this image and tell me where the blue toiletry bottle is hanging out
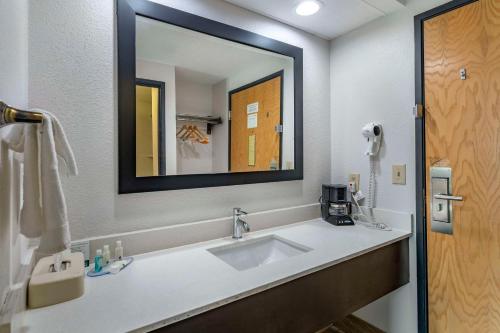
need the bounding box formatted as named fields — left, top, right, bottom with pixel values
left=94, top=249, right=103, bottom=272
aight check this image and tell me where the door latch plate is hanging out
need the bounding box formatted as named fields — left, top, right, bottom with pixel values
left=430, top=166, right=454, bottom=235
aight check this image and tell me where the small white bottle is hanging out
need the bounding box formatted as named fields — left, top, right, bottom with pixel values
left=103, top=245, right=111, bottom=266
left=115, top=240, right=124, bottom=261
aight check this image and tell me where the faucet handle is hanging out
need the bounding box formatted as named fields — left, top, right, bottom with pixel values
left=241, top=221, right=250, bottom=232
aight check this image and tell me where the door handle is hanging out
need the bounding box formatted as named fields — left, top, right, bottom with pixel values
left=433, top=194, right=463, bottom=201
left=430, top=166, right=460, bottom=235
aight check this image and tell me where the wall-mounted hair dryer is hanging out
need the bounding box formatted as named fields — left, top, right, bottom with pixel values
left=362, top=122, right=382, bottom=156
left=353, top=122, right=390, bottom=230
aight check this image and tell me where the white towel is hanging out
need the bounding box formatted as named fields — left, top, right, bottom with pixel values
left=0, top=110, right=77, bottom=257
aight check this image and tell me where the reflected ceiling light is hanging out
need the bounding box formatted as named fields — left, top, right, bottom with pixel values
left=295, top=0, right=322, bottom=16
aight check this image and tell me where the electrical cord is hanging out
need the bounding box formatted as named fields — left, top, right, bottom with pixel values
left=351, top=191, right=391, bottom=231
left=367, top=157, right=376, bottom=209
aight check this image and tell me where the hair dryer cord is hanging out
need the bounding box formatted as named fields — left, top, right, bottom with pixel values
left=367, top=157, right=376, bottom=209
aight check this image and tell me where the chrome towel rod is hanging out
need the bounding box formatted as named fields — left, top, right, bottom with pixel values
left=0, top=101, right=43, bottom=128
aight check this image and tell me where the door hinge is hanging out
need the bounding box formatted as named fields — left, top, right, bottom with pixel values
left=275, top=124, right=283, bottom=133
left=228, top=110, right=231, bottom=120
left=413, top=104, right=424, bottom=119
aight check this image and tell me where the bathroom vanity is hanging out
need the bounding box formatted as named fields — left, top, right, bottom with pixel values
left=23, top=218, right=411, bottom=333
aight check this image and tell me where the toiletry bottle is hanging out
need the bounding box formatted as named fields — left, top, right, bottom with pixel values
left=103, top=245, right=111, bottom=265
left=115, top=240, right=124, bottom=261
left=94, top=249, right=103, bottom=272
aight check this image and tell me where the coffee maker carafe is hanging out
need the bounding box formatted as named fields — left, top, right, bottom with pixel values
left=320, top=184, right=355, bottom=226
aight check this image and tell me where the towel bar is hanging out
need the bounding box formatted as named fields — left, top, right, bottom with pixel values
left=0, top=101, right=43, bottom=128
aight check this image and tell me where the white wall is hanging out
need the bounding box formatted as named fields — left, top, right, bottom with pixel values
left=0, top=0, right=29, bottom=304
left=212, top=80, right=228, bottom=173
left=175, top=75, right=214, bottom=174
left=28, top=0, right=331, bottom=240
left=330, top=1, right=449, bottom=332
left=0, top=1, right=28, bottom=109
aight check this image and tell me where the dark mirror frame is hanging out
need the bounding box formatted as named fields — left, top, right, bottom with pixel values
left=117, top=0, right=303, bottom=194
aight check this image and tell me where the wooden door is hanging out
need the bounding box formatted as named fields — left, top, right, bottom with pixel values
left=424, top=1, right=500, bottom=331
left=229, top=73, right=282, bottom=172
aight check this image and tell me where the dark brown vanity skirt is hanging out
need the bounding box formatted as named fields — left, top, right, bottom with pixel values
left=155, top=238, right=409, bottom=333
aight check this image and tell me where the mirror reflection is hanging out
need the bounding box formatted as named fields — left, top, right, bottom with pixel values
left=136, top=16, right=295, bottom=177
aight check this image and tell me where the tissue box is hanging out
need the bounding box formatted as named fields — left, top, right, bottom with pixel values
left=28, top=252, right=85, bottom=309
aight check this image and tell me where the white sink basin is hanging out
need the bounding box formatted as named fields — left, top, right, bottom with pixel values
left=208, top=235, right=312, bottom=271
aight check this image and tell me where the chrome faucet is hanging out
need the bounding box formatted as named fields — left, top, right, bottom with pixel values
left=232, top=208, right=250, bottom=239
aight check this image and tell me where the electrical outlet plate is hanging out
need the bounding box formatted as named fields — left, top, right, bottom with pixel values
left=71, top=241, right=90, bottom=267
left=348, top=181, right=356, bottom=193
left=392, top=165, right=406, bottom=185
left=348, top=174, right=360, bottom=192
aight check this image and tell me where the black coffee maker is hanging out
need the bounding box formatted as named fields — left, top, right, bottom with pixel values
left=320, top=184, right=354, bottom=226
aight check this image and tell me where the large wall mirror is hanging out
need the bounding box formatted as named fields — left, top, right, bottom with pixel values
left=118, top=0, right=303, bottom=193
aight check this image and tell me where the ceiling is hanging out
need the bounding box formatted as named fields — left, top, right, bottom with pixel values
left=223, top=0, right=407, bottom=39
left=136, top=16, right=291, bottom=83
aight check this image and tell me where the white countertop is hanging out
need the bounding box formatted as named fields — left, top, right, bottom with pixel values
left=22, top=218, right=411, bottom=333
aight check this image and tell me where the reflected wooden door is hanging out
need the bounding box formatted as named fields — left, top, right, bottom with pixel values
left=424, top=1, right=500, bottom=332
left=136, top=85, right=158, bottom=177
left=229, top=72, right=282, bottom=172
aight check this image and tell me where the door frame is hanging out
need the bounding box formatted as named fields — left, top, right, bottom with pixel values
left=227, top=70, right=284, bottom=172
left=414, top=1, right=478, bottom=332
left=136, top=78, right=166, bottom=176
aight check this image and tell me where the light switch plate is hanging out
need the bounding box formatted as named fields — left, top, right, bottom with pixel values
left=392, top=165, right=406, bottom=185
left=348, top=173, right=360, bottom=192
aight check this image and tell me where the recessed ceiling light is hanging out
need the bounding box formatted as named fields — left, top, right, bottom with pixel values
left=295, top=0, right=322, bottom=16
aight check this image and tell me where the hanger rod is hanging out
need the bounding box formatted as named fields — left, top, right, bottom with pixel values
left=0, top=101, right=43, bottom=128
left=176, top=114, right=222, bottom=125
